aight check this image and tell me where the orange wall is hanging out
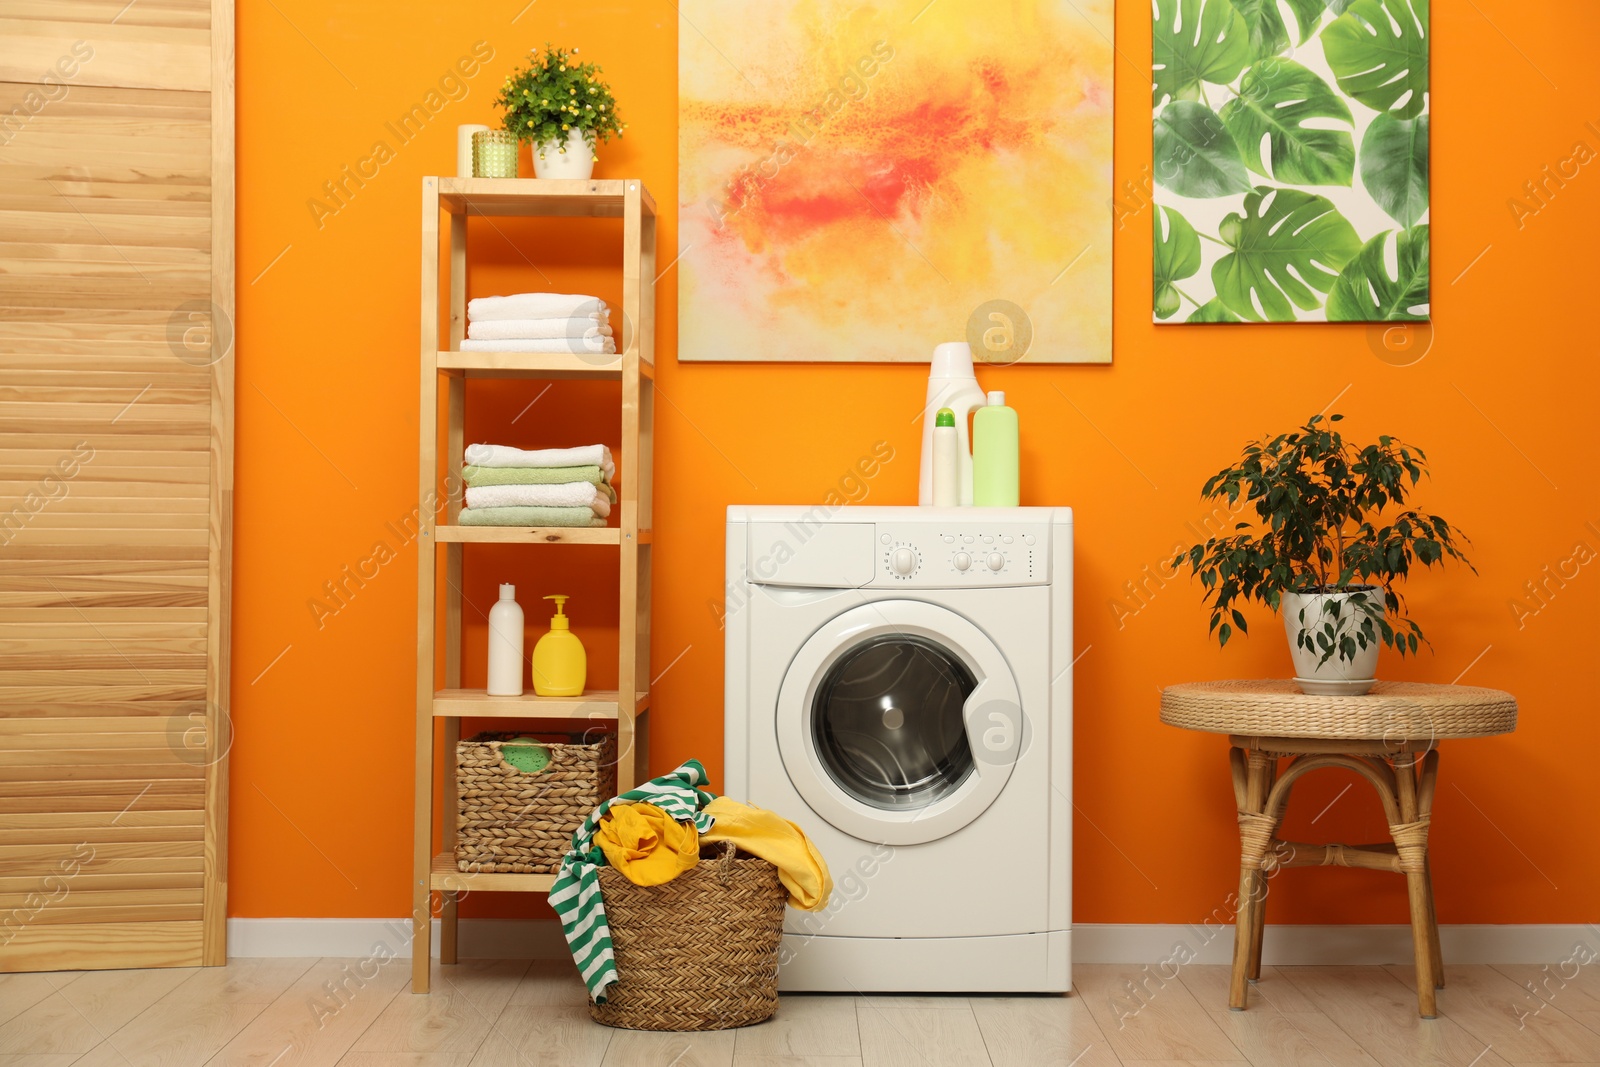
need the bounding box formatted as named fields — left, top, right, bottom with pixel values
left=235, top=1, right=1600, bottom=926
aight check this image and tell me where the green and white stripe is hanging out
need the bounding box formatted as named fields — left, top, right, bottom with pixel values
left=550, top=759, right=718, bottom=1002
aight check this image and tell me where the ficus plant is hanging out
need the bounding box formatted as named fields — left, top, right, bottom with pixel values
left=1174, top=414, right=1473, bottom=665
left=495, top=44, right=624, bottom=161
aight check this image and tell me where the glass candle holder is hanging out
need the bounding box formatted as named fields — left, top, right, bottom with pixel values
left=472, top=130, right=519, bottom=179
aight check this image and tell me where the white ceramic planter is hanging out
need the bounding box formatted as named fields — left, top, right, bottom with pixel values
left=532, top=130, right=595, bottom=179
left=1283, top=587, right=1382, bottom=695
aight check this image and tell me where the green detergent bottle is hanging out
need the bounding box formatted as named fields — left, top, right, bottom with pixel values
left=972, top=391, right=1019, bottom=506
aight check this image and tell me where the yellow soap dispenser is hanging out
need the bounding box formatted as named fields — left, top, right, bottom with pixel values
left=531, top=595, right=586, bottom=697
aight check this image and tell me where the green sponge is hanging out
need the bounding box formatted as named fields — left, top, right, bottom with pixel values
left=500, top=737, right=551, bottom=775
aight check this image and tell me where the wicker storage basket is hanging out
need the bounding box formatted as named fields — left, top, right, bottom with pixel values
left=589, top=841, right=787, bottom=1031
left=455, top=732, right=616, bottom=874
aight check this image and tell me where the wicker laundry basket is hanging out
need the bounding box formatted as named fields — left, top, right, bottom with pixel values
left=589, top=841, right=787, bottom=1031
left=456, top=732, right=616, bottom=874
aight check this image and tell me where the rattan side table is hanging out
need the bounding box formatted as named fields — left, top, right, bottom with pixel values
left=1160, top=679, right=1517, bottom=1019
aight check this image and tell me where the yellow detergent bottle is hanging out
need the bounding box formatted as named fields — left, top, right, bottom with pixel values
left=531, top=595, right=587, bottom=697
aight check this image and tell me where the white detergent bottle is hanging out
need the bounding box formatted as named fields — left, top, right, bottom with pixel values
left=486, top=584, right=524, bottom=697
left=918, top=342, right=986, bottom=506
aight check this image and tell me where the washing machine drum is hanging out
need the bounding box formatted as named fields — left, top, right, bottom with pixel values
left=777, top=600, right=1024, bottom=845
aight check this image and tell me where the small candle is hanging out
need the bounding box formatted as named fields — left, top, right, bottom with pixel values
left=457, top=124, right=488, bottom=178
left=473, top=130, right=519, bottom=179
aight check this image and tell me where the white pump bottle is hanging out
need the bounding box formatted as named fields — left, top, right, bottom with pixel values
left=917, top=342, right=986, bottom=506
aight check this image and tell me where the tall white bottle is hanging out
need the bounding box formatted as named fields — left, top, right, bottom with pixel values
left=487, top=583, right=524, bottom=696
left=917, top=342, right=986, bottom=506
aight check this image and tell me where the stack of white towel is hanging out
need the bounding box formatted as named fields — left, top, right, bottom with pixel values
left=459, top=443, right=616, bottom=528
left=462, top=293, right=616, bottom=355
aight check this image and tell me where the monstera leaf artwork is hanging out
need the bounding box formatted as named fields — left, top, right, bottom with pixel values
left=1150, top=0, right=1430, bottom=323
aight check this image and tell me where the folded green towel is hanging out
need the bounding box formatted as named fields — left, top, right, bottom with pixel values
left=463, top=464, right=612, bottom=489
left=458, top=506, right=607, bottom=528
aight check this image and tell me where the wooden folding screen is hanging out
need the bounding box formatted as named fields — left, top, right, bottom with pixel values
left=0, top=0, right=233, bottom=969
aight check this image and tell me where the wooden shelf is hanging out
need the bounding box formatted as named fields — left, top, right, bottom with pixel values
left=432, top=689, right=649, bottom=719
left=417, top=175, right=655, bottom=990
left=434, top=525, right=622, bottom=545
left=437, top=177, right=657, bottom=219
left=436, top=349, right=634, bottom=380
left=431, top=853, right=554, bottom=893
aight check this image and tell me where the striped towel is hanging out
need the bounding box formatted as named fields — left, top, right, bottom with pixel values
left=550, top=760, right=718, bottom=1003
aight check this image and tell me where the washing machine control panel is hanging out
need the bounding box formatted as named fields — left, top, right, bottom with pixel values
left=875, top=524, right=1049, bottom=586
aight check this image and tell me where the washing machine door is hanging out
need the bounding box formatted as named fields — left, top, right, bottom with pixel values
left=775, top=600, right=1024, bottom=845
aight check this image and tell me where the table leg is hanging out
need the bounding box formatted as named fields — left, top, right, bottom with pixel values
left=1422, top=859, right=1444, bottom=989
left=1231, top=747, right=1276, bottom=1010
left=1248, top=757, right=1278, bottom=981
left=1392, top=752, right=1437, bottom=1018
left=1418, top=751, right=1444, bottom=990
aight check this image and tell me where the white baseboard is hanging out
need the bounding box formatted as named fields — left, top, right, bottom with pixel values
left=227, top=919, right=1598, bottom=965
left=1074, top=923, right=1600, bottom=966
left=225, top=918, right=569, bottom=961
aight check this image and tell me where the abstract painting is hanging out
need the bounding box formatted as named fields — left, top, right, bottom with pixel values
left=1151, top=0, right=1430, bottom=323
left=678, top=0, right=1113, bottom=363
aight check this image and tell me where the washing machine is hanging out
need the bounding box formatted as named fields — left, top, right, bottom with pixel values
left=724, top=505, right=1072, bottom=992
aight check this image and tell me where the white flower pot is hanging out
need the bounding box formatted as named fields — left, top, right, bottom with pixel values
left=1283, top=587, right=1382, bottom=695
left=532, top=130, right=595, bottom=180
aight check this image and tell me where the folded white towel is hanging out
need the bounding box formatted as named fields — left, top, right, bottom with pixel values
left=465, top=482, right=611, bottom=517
left=468, top=293, right=608, bottom=321
left=459, top=337, right=616, bottom=355
left=468, top=317, right=612, bottom=342
left=465, top=443, right=615, bottom=476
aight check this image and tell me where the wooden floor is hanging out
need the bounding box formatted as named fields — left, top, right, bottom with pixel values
left=2, top=958, right=1599, bottom=1065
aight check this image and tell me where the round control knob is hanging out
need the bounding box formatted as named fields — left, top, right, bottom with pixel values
left=987, top=552, right=1005, bottom=572
left=891, top=547, right=917, bottom=576
left=952, top=551, right=972, bottom=572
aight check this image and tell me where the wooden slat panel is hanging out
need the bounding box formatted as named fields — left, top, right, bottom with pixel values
left=0, top=671, right=206, bottom=687
left=2, top=0, right=210, bottom=32
left=0, top=870, right=202, bottom=892
left=0, top=0, right=225, bottom=975
left=2, top=852, right=202, bottom=876
left=0, top=920, right=203, bottom=971
left=0, top=793, right=203, bottom=815
left=0, top=810, right=204, bottom=828
left=0, top=840, right=204, bottom=862
left=0, top=746, right=204, bottom=769
left=0, top=764, right=205, bottom=783
left=23, top=902, right=202, bottom=924
left=0, top=20, right=209, bottom=92
left=0, top=887, right=202, bottom=909
left=0, top=825, right=204, bottom=845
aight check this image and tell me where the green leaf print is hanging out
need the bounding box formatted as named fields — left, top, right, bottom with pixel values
left=1212, top=186, right=1363, bottom=321
left=1327, top=225, right=1430, bottom=321
left=1154, top=205, right=1203, bottom=320
left=1360, top=113, right=1429, bottom=227
left=1322, top=0, right=1429, bottom=118
left=1153, top=0, right=1253, bottom=107
left=1283, top=0, right=1331, bottom=40
left=1154, top=100, right=1253, bottom=198
left=1189, top=298, right=1243, bottom=322
left=1221, top=58, right=1355, bottom=186
left=1229, top=0, right=1292, bottom=60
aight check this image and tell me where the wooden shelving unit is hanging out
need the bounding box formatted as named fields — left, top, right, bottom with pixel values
left=413, top=177, right=656, bottom=992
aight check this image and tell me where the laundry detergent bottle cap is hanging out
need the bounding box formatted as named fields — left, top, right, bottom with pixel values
left=532, top=594, right=586, bottom=697
left=918, top=342, right=985, bottom=506
left=935, top=408, right=956, bottom=427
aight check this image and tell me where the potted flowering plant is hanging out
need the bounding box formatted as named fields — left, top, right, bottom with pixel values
left=1174, top=414, right=1474, bottom=694
left=495, top=44, right=625, bottom=180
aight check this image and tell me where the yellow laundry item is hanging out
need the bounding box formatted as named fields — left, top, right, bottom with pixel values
left=593, top=802, right=700, bottom=887
left=702, top=796, right=833, bottom=911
